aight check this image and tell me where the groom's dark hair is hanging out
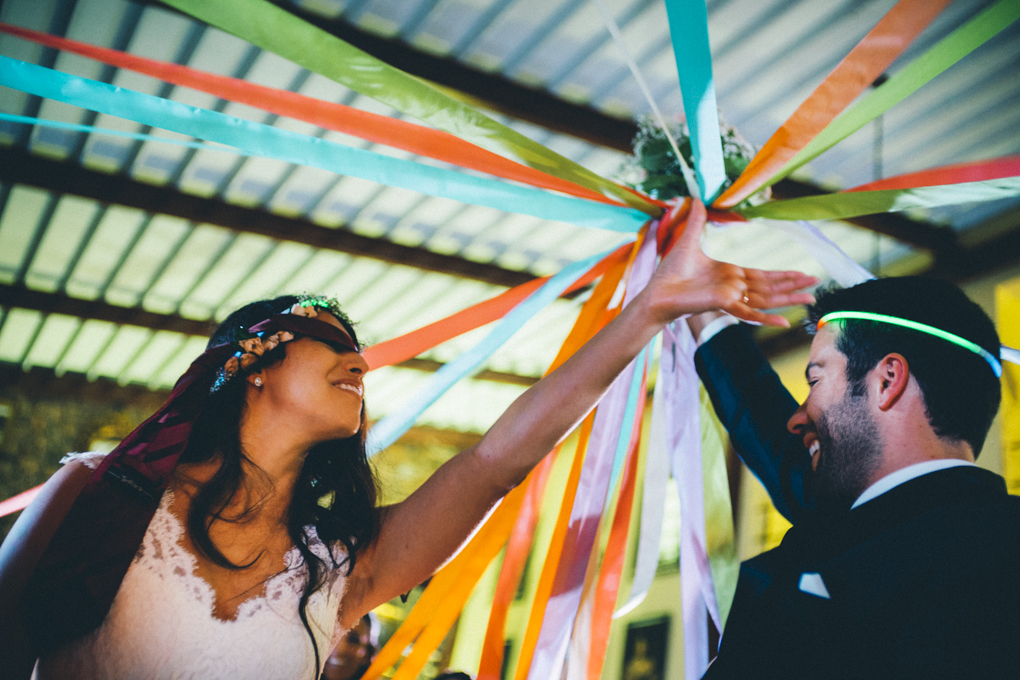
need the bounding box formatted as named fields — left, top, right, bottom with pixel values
left=806, top=277, right=1000, bottom=456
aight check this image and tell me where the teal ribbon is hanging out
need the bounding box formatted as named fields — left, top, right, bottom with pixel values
left=0, top=57, right=647, bottom=233
left=663, top=0, right=726, bottom=202
left=365, top=247, right=622, bottom=455
left=605, top=344, right=649, bottom=503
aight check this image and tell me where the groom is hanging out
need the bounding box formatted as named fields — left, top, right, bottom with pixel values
left=689, top=276, right=1019, bottom=679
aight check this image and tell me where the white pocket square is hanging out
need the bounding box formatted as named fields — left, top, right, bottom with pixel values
left=798, top=572, right=831, bottom=599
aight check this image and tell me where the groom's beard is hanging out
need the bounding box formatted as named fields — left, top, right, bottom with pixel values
left=810, top=390, right=883, bottom=514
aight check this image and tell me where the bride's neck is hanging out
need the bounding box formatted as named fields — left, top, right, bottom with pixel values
left=174, top=450, right=300, bottom=525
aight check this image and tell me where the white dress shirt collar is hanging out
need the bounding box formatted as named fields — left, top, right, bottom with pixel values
left=851, top=458, right=976, bottom=509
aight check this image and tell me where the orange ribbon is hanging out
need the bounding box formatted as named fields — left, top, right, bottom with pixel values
left=362, top=243, right=631, bottom=370
left=360, top=466, right=542, bottom=680
left=474, top=449, right=557, bottom=680
left=713, top=0, right=952, bottom=209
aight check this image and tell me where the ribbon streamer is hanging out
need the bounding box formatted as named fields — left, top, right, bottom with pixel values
left=699, top=388, right=739, bottom=634
left=713, top=0, right=952, bottom=208
left=773, top=221, right=875, bottom=288
left=663, top=0, right=727, bottom=202
left=512, top=414, right=598, bottom=680
left=0, top=56, right=648, bottom=233
left=846, top=156, right=1020, bottom=193
left=476, top=248, right=633, bottom=680
left=764, top=0, right=1020, bottom=190
left=366, top=247, right=619, bottom=455
left=0, top=113, right=233, bottom=153
left=613, top=336, right=671, bottom=618
left=739, top=177, right=1020, bottom=221
left=381, top=248, right=634, bottom=680
left=525, top=221, right=658, bottom=680
left=661, top=320, right=720, bottom=680
left=511, top=232, right=647, bottom=680
left=361, top=461, right=546, bottom=680
left=571, top=353, right=648, bottom=680
left=605, top=346, right=651, bottom=502
left=362, top=244, right=630, bottom=371
left=160, top=0, right=658, bottom=215
left=0, top=486, right=41, bottom=518
left=0, top=21, right=625, bottom=208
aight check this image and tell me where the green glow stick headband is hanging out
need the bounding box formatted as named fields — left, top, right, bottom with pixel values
left=818, top=311, right=1002, bottom=378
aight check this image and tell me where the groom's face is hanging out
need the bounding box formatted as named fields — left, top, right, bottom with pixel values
left=788, top=327, right=883, bottom=510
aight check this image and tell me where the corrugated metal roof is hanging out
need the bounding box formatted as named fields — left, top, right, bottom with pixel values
left=0, top=0, right=1017, bottom=432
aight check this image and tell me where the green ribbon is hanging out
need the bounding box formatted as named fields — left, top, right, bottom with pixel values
left=161, top=0, right=659, bottom=216
left=701, top=388, right=738, bottom=630
left=738, top=177, right=1020, bottom=221
left=763, top=0, right=1020, bottom=190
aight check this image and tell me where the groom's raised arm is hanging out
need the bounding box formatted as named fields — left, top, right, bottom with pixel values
left=692, top=318, right=812, bottom=523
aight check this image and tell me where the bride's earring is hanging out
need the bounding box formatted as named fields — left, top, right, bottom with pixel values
left=254, top=377, right=263, bottom=387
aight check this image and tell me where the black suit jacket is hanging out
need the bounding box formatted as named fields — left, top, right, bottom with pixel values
left=694, top=324, right=1020, bottom=679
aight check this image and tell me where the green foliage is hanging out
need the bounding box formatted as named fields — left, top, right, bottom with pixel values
left=619, top=115, right=764, bottom=204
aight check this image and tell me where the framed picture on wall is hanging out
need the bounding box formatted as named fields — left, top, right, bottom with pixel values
left=621, top=615, right=670, bottom=680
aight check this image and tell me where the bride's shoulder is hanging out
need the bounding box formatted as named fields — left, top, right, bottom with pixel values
left=60, top=451, right=110, bottom=470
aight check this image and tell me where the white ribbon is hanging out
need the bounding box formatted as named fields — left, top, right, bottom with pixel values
left=591, top=0, right=697, bottom=197
left=613, top=334, right=671, bottom=619
left=661, top=320, right=721, bottom=680
left=774, top=220, right=876, bottom=287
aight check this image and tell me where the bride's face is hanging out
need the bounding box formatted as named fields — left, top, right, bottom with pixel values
left=254, top=313, right=368, bottom=442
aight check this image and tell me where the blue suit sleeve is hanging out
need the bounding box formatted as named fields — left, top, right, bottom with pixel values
left=693, top=324, right=812, bottom=523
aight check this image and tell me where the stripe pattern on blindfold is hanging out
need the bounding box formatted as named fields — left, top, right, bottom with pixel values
left=21, top=299, right=361, bottom=655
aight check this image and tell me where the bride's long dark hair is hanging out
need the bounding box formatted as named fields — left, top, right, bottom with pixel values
left=178, top=295, right=377, bottom=674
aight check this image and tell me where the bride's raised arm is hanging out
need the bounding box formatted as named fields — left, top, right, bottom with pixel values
left=340, top=200, right=816, bottom=626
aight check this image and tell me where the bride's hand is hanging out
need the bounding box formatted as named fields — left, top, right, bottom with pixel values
left=644, top=199, right=818, bottom=327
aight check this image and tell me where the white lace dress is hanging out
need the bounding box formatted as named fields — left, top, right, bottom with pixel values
left=34, top=452, right=350, bottom=680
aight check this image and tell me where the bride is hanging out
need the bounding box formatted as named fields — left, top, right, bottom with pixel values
left=0, top=201, right=814, bottom=679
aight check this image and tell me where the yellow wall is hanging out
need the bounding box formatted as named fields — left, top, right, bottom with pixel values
left=996, top=276, right=1020, bottom=494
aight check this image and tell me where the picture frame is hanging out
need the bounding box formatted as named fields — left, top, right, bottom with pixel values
left=621, top=615, right=670, bottom=680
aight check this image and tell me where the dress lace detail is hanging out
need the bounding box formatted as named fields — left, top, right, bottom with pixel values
left=60, top=450, right=109, bottom=470
left=37, top=455, right=350, bottom=680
